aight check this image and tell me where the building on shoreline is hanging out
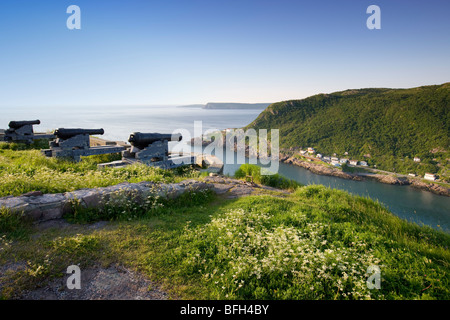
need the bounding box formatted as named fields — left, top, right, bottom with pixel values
left=424, top=173, right=437, bottom=181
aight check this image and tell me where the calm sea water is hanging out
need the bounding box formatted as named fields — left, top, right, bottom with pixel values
left=1, top=105, right=449, bottom=232
left=0, top=105, right=261, bottom=142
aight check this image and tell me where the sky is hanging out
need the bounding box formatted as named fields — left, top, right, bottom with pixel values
left=0, top=0, right=449, bottom=107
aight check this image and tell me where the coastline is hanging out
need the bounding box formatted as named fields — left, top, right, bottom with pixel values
left=189, top=137, right=450, bottom=197
left=280, top=154, right=450, bottom=197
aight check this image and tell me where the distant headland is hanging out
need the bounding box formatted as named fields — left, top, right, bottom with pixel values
left=177, top=102, right=271, bottom=109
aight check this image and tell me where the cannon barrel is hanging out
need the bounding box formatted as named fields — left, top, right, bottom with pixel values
left=54, top=128, right=105, bottom=139
left=128, top=132, right=182, bottom=148
left=8, top=120, right=41, bottom=129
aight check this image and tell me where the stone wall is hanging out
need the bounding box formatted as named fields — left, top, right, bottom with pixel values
left=0, top=179, right=213, bottom=222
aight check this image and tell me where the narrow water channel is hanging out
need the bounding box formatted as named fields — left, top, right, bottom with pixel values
left=216, top=150, right=450, bottom=233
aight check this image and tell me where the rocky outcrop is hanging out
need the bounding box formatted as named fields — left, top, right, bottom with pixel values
left=409, top=180, right=450, bottom=196
left=203, top=175, right=290, bottom=198
left=360, top=174, right=410, bottom=185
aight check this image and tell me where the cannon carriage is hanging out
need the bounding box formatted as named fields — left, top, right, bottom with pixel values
left=2, top=120, right=55, bottom=144
left=42, top=128, right=125, bottom=162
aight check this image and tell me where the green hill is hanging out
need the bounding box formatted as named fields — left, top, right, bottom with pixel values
left=246, top=83, right=450, bottom=178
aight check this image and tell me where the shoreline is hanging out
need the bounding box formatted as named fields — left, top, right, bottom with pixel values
left=189, top=138, right=450, bottom=197
left=280, top=154, right=450, bottom=197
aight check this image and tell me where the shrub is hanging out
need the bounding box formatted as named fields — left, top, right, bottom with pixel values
left=235, top=164, right=301, bottom=190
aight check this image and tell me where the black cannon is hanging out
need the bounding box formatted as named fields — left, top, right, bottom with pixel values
left=99, top=131, right=192, bottom=169
left=54, top=128, right=105, bottom=140
left=2, top=119, right=54, bottom=144
left=8, top=120, right=41, bottom=129
left=123, top=132, right=183, bottom=163
left=128, top=132, right=182, bottom=149
left=42, top=128, right=124, bottom=162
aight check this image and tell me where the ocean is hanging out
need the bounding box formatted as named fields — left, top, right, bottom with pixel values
left=0, top=105, right=262, bottom=142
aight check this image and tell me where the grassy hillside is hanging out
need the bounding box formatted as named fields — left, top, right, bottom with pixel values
left=0, top=141, right=201, bottom=197
left=246, top=83, right=450, bottom=178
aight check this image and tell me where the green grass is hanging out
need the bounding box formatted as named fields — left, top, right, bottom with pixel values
left=1, top=184, right=448, bottom=300
left=234, top=164, right=301, bottom=190
left=0, top=142, right=202, bottom=197
left=1, top=145, right=449, bottom=300
left=341, top=164, right=371, bottom=174
left=0, top=208, right=33, bottom=240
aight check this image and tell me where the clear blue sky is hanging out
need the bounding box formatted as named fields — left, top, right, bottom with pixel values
left=0, top=0, right=449, bottom=107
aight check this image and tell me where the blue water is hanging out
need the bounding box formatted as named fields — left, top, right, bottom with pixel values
left=1, top=105, right=449, bottom=232
left=222, top=155, right=449, bottom=232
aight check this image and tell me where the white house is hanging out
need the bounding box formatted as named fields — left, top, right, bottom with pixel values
left=424, top=173, right=437, bottom=181
left=349, top=160, right=358, bottom=166
left=331, top=160, right=341, bottom=167
left=323, top=156, right=331, bottom=162
left=360, top=161, right=368, bottom=167
left=331, top=157, right=339, bottom=162
left=307, top=147, right=316, bottom=154
left=300, top=150, right=307, bottom=155
left=414, top=157, right=421, bottom=163
left=316, top=154, right=322, bottom=159
left=408, top=173, right=417, bottom=177
left=339, top=159, right=348, bottom=164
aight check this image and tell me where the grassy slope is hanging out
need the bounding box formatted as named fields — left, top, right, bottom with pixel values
left=0, top=142, right=202, bottom=197
left=1, top=181, right=449, bottom=300
left=246, top=83, right=450, bottom=178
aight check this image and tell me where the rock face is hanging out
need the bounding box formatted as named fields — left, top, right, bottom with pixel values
left=203, top=176, right=290, bottom=198
left=0, top=180, right=214, bottom=222
left=410, top=180, right=450, bottom=196
left=361, top=174, right=410, bottom=185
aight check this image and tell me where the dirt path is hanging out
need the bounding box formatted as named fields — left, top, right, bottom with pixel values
left=19, top=264, right=168, bottom=300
